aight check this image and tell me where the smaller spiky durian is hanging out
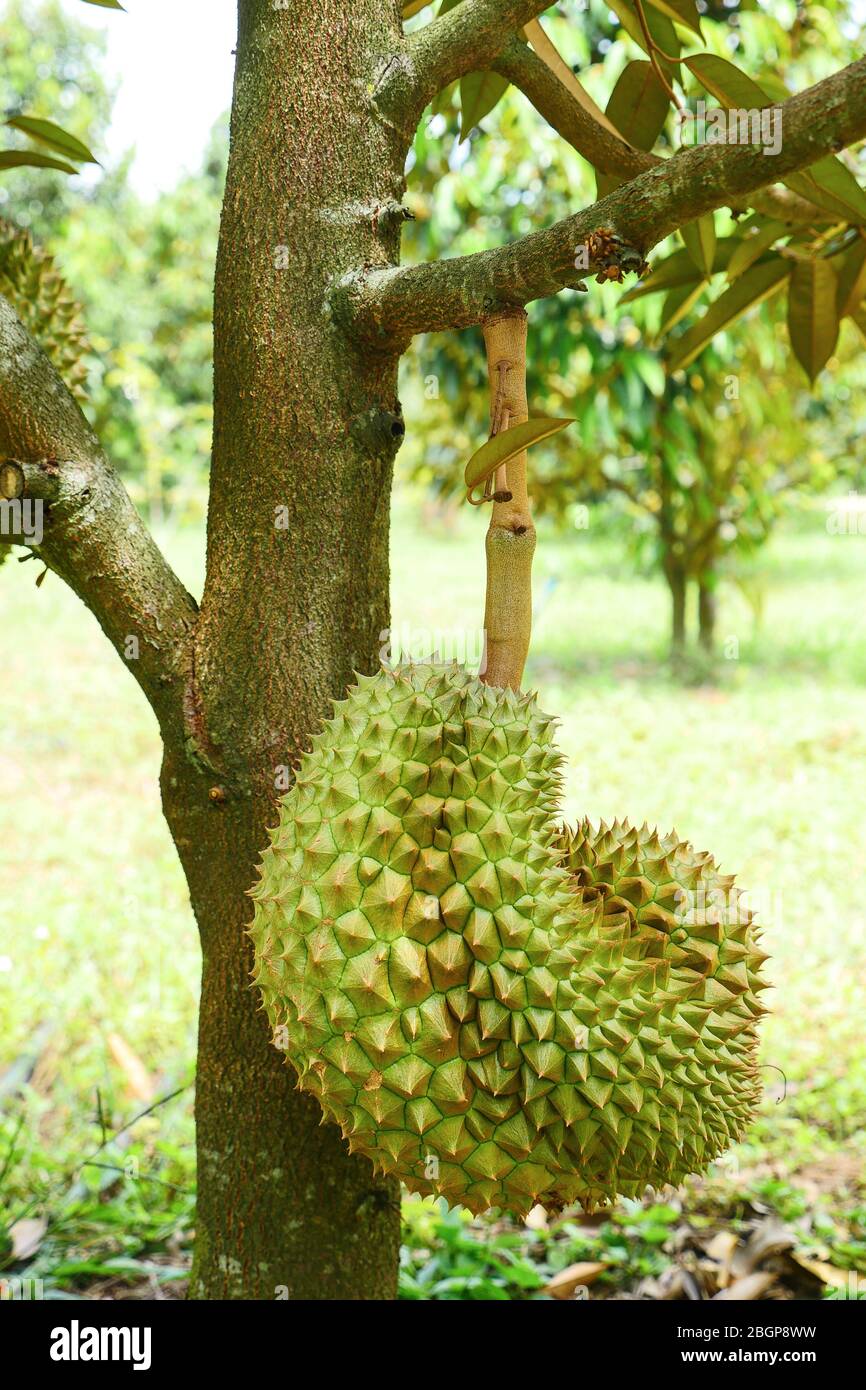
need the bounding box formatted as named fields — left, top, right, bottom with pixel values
left=554, top=819, right=769, bottom=1204
left=0, top=217, right=89, bottom=401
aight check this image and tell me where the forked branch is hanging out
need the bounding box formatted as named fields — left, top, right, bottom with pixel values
left=406, top=0, right=549, bottom=110
left=0, top=294, right=198, bottom=732
left=340, top=55, right=866, bottom=344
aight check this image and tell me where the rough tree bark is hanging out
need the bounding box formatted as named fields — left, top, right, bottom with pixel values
left=4, top=1, right=866, bottom=1301
left=698, top=578, right=717, bottom=654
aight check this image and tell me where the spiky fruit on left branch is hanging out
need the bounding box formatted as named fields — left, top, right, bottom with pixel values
left=249, top=662, right=767, bottom=1216
left=0, top=217, right=89, bottom=401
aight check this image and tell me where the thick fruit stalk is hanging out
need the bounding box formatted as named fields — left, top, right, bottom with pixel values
left=480, top=309, right=535, bottom=692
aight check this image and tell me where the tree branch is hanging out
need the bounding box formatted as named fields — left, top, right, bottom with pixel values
left=407, top=1, right=549, bottom=108
left=493, top=36, right=827, bottom=226
left=339, top=55, right=866, bottom=343
left=0, top=294, right=198, bottom=733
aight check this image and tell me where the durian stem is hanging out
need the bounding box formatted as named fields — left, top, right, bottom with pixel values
left=480, top=308, right=535, bottom=692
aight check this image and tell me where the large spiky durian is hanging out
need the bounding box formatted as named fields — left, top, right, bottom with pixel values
left=0, top=217, right=89, bottom=401
left=250, top=662, right=767, bottom=1215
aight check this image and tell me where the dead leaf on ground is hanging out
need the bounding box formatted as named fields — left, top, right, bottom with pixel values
left=107, top=1033, right=155, bottom=1103
left=544, top=1261, right=609, bottom=1299
left=9, top=1216, right=47, bottom=1261
left=789, top=1253, right=852, bottom=1289
left=713, top=1272, right=778, bottom=1300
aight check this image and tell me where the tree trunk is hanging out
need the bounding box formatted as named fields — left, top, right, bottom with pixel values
left=664, top=559, right=687, bottom=657
left=698, top=577, right=717, bottom=654
left=163, top=0, right=409, bottom=1300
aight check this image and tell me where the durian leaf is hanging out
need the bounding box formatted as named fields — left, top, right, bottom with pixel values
left=645, top=0, right=702, bottom=37
left=726, top=218, right=788, bottom=280
left=787, top=257, right=839, bottom=383
left=607, top=61, right=670, bottom=150
left=459, top=71, right=509, bottom=140
left=5, top=116, right=98, bottom=166
left=607, top=0, right=681, bottom=77
left=656, top=279, right=707, bottom=337
left=596, top=60, right=669, bottom=197
left=80, top=0, right=125, bottom=7
left=622, top=238, right=739, bottom=302
left=680, top=213, right=716, bottom=277
left=523, top=19, right=624, bottom=141
left=835, top=236, right=866, bottom=319
left=667, top=257, right=790, bottom=371
left=0, top=149, right=78, bottom=175
left=685, top=55, right=866, bottom=226
left=464, top=417, right=575, bottom=492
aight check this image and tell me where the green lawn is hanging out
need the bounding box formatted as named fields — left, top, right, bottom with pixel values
left=2, top=493, right=865, bottom=1299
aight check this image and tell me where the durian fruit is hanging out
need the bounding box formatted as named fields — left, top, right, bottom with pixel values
left=250, top=662, right=767, bottom=1215
left=0, top=217, right=89, bottom=401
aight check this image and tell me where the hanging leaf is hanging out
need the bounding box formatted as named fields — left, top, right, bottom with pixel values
left=668, top=257, right=790, bottom=371
left=835, top=236, right=866, bottom=319
left=402, top=0, right=430, bottom=17
left=622, top=238, right=739, bottom=301
left=0, top=149, right=79, bottom=174
left=681, top=213, right=716, bottom=276
left=645, top=0, right=702, bottom=37
left=5, top=116, right=97, bottom=165
left=596, top=60, right=670, bottom=197
left=657, top=280, right=708, bottom=337
left=726, top=218, right=788, bottom=279
left=80, top=0, right=125, bottom=8
left=608, top=1, right=681, bottom=77
left=787, top=257, right=839, bottom=382
left=464, top=417, right=575, bottom=494
left=685, top=54, right=866, bottom=226
left=607, top=60, right=670, bottom=150
left=459, top=71, right=509, bottom=140
left=523, top=19, right=624, bottom=140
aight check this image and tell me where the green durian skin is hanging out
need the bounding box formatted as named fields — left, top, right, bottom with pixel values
left=0, top=217, right=89, bottom=401
left=250, top=662, right=767, bottom=1216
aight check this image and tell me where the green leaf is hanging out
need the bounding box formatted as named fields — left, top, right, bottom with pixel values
left=608, top=0, right=681, bottom=75
left=459, top=71, right=509, bottom=141
left=622, top=238, right=739, bottom=302
left=787, top=257, right=839, bottom=382
left=5, top=116, right=97, bottom=165
left=685, top=54, right=866, bottom=226
left=646, top=0, right=702, bottom=37
left=668, top=257, right=790, bottom=371
left=657, top=280, right=707, bottom=337
left=0, top=149, right=78, bottom=175
left=597, top=59, right=670, bottom=197
left=80, top=1, right=125, bottom=8
left=726, top=218, right=788, bottom=279
left=606, top=61, right=670, bottom=152
left=835, top=237, right=866, bottom=319
left=464, top=417, right=575, bottom=493
left=680, top=213, right=716, bottom=276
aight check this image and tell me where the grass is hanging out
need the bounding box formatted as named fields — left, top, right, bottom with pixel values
left=1, top=490, right=865, bottom=1299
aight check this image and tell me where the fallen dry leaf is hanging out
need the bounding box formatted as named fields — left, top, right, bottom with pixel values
left=713, top=1272, right=778, bottom=1301
left=544, top=1261, right=609, bottom=1299
left=107, top=1033, right=154, bottom=1103
left=10, top=1216, right=47, bottom=1261
left=790, top=1253, right=851, bottom=1289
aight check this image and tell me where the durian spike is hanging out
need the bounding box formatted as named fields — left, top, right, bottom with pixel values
left=480, top=308, right=535, bottom=693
